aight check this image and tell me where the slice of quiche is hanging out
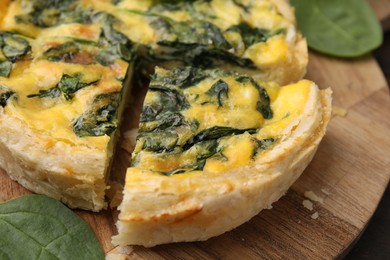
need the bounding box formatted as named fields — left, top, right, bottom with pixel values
left=113, top=67, right=332, bottom=246
left=0, top=0, right=310, bottom=213
left=92, top=0, right=308, bottom=85
left=0, top=2, right=135, bottom=211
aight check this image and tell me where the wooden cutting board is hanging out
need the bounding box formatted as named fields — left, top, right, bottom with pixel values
left=1, top=1, right=390, bottom=259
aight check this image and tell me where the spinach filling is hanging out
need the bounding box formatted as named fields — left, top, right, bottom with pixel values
left=134, top=67, right=274, bottom=176
left=235, top=76, right=273, bottom=119
left=227, top=23, right=272, bottom=48
left=42, top=41, right=98, bottom=65
left=73, top=92, right=120, bottom=137
left=27, top=74, right=99, bottom=100
left=0, top=32, right=31, bottom=77
left=0, top=61, right=12, bottom=78
left=15, top=0, right=92, bottom=28
left=94, top=13, right=136, bottom=66
left=0, top=85, right=16, bottom=107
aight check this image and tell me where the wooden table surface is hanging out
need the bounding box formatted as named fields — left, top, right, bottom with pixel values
left=0, top=1, right=389, bottom=259
left=344, top=32, right=390, bottom=260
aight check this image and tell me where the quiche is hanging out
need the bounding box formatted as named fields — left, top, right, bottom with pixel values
left=0, top=0, right=331, bottom=248
left=113, top=67, right=331, bottom=246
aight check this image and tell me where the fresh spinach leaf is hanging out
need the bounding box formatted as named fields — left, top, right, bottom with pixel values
left=206, top=79, right=229, bottom=107
left=73, top=92, right=120, bottom=137
left=0, top=61, right=12, bottom=78
left=0, top=85, right=15, bottom=107
left=0, top=195, right=104, bottom=260
left=290, top=0, right=383, bottom=57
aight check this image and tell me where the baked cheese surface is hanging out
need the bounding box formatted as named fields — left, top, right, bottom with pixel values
left=0, top=1, right=134, bottom=211
left=114, top=67, right=330, bottom=247
left=128, top=67, right=310, bottom=176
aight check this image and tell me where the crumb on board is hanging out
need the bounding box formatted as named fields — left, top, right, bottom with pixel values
left=267, top=205, right=273, bottom=210
left=311, top=212, right=319, bottom=220
left=321, top=188, right=331, bottom=196
left=332, top=106, right=348, bottom=117
left=106, top=246, right=134, bottom=260
left=302, top=200, right=314, bottom=211
left=304, top=191, right=324, bottom=204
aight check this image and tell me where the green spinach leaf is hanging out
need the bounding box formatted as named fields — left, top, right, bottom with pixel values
left=290, top=0, right=383, bottom=57
left=0, top=61, right=12, bottom=78
left=0, top=85, right=15, bottom=107
left=0, top=195, right=104, bottom=260
left=184, top=126, right=256, bottom=149
left=28, top=74, right=99, bottom=100
left=15, top=0, right=92, bottom=28
left=206, top=79, right=229, bottom=107
left=235, top=76, right=272, bottom=119
left=0, top=32, right=31, bottom=62
left=227, top=23, right=270, bottom=48
left=73, top=92, right=120, bottom=137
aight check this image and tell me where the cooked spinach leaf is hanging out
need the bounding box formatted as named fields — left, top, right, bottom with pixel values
left=160, top=160, right=206, bottom=176
left=195, top=139, right=219, bottom=160
left=43, top=41, right=80, bottom=62
left=0, top=195, right=104, bottom=260
left=94, top=14, right=135, bottom=65
left=0, top=85, right=15, bottom=107
left=73, top=92, right=120, bottom=137
left=148, top=44, right=255, bottom=68
left=59, top=74, right=99, bottom=100
left=140, top=131, right=179, bottom=152
left=0, top=61, right=12, bottom=78
left=28, top=74, right=99, bottom=100
left=151, top=17, right=231, bottom=49
left=227, top=23, right=272, bottom=48
left=27, top=86, right=61, bottom=99
left=150, top=67, right=227, bottom=90
left=15, top=0, right=92, bottom=28
left=148, top=85, right=190, bottom=111
left=206, top=79, right=229, bottom=107
left=140, top=112, right=186, bottom=131
left=232, top=0, right=250, bottom=12
left=290, top=0, right=383, bottom=57
left=0, top=32, right=31, bottom=62
left=158, top=140, right=219, bottom=176
left=252, top=138, right=275, bottom=158
left=184, top=126, right=256, bottom=149
left=235, top=76, right=272, bottom=119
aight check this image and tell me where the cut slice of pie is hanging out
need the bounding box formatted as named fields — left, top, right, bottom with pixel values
left=0, top=2, right=135, bottom=211
left=113, top=67, right=332, bottom=246
left=0, top=0, right=311, bottom=212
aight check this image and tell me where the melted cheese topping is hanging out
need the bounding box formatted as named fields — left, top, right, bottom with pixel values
left=1, top=4, right=129, bottom=151
left=132, top=68, right=311, bottom=176
left=0, top=59, right=123, bottom=150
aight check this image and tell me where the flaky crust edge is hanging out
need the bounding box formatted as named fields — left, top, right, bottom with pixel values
left=0, top=111, right=108, bottom=211
left=112, top=83, right=332, bottom=247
